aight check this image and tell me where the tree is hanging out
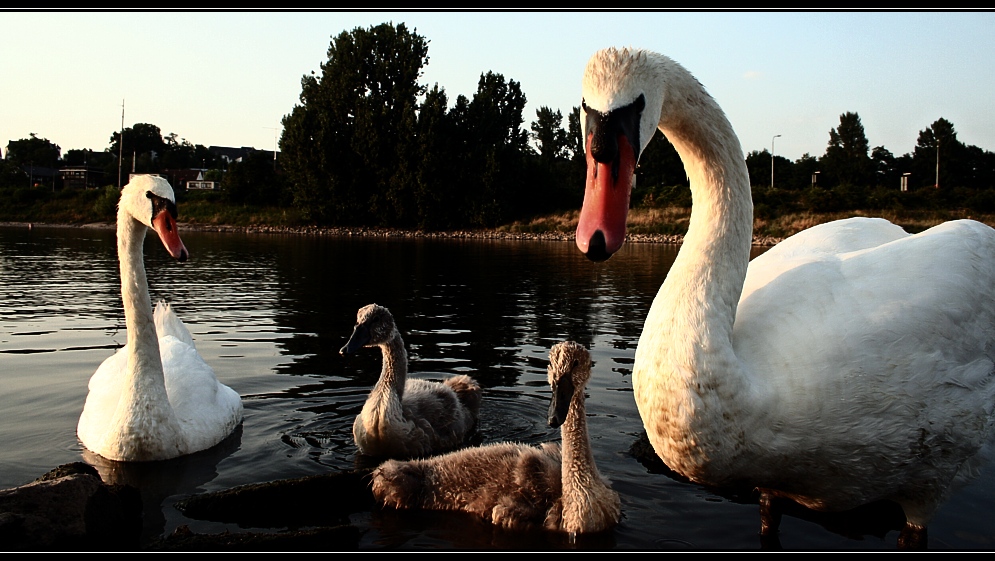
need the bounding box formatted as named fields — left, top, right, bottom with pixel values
left=567, top=106, right=584, bottom=164
left=109, top=123, right=167, bottom=176
left=531, top=106, right=569, bottom=163
left=411, top=83, right=459, bottom=229
left=631, top=131, right=689, bottom=207
left=447, top=70, right=531, bottom=226
left=791, top=153, right=820, bottom=190
left=222, top=150, right=287, bottom=206
left=4, top=134, right=61, bottom=169
left=870, top=146, right=898, bottom=188
left=0, top=158, right=28, bottom=189
left=912, top=118, right=967, bottom=190
left=963, top=144, right=995, bottom=190
left=110, top=123, right=166, bottom=160
left=745, top=149, right=772, bottom=188
left=280, top=22, right=428, bottom=226
left=160, top=136, right=216, bottom=170
left=821, top=112, right=872, bottom=188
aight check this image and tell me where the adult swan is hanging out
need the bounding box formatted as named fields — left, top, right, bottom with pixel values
left=78, top=175, right=243, bottom=462
left=575, top=47, right=995, bottom=548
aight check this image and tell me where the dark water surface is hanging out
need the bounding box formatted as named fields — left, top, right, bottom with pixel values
left=1, top=223, right=994, bottom=550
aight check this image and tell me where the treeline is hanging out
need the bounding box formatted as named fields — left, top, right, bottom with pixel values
left=277, top=22, right=583, bottom=229
left=4, top=22, right=995, bottom=229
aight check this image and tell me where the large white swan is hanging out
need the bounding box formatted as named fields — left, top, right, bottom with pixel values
left=77, top=175, right=243, bottom=462
left=371, top=341, right=620, bottom=541
left=575, top=47, right=995, bottom=548
left=340, top=303, right=482, bottom=459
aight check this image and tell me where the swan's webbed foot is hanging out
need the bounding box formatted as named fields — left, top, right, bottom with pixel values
left=897, top=522, right=927, bottom=549
left=757, top=488, right=783, bottom=550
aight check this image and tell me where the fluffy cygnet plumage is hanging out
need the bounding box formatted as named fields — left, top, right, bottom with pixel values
left=340, top=303, right=481, bottom=459
left=371, top=341, right=620, bottom=540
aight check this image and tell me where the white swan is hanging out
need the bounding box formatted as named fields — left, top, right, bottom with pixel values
left=371, top=341, right=620, bottom=541
left=339, top=303, right=482, bottom=459
left=77, top=175, right=243, bottom=462
left=575, top=47, right=995, bottom=548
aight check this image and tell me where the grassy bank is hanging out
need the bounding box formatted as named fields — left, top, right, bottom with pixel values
left=5, top=186, right=995, bottom=244
left=499, top=206, right=995, bottom=242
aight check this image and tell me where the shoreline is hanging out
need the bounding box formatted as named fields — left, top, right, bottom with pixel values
left=0, top=221, right=783, bottom=246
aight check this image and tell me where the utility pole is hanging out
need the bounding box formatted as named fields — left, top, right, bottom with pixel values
left=771, top=134, right=781, bottom=188
left=118, top=99, right=124, bottom=189
left=264, top=126, right=279, bottom=171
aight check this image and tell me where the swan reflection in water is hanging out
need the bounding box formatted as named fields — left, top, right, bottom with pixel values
left=82, top=425, right=243, bottom=543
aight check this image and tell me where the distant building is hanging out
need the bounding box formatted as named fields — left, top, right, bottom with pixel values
left=160, top=169, right=217, bottom=190
left=59, top=166, right=107, bottom=189
left=188, top=179, right=218, bottom=190
left=209, top=145, right=277, bottom=166
left=23, top=165, right=57, bottom=189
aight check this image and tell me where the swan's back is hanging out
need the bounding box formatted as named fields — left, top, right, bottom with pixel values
left=79, top=301, right=243, bottom=461
left=727, top=218, right=995, bottom=503
left=159, top=332, right=243, bottom=452
left=152, top=300, right=243, bottom=450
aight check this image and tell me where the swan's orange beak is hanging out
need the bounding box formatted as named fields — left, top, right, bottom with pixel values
left=152, top=210, right=189, bottom=262
left=576, top=132, right=635, bottom=262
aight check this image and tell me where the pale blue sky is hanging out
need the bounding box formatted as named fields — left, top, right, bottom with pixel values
left=3, top=11, right=993, bottom=163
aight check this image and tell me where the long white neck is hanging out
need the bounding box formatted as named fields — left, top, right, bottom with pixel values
left=632, top=60, right=755, bottom=481
left=103, top=209, right=181, bottom=459
left=118, top=211, right=161, bottom=378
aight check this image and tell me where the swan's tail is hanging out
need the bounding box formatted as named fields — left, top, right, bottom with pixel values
left=444, top=374, right=482, bottom=415
left=154, top=301, right=196, bottom=348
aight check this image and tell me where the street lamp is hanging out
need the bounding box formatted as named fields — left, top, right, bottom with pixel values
left=771, top=134, right=781, bottom=188
left=935, top=138, right=940, bottom=189
left=264, top=126, right=280, bottom=171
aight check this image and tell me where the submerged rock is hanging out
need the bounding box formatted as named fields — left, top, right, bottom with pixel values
left=0, top=462, right=142, bottom=551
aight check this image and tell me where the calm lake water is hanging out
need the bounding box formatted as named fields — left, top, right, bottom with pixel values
left=1, top=223, right=994, bottom=551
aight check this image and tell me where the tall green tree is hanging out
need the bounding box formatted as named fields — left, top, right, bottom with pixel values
left=0, top=158, right=28, bottom=189
left=963, top=144, right=995, bottom=190
left=4, top=134, right=61, bottom=169
left=450, top=71, right=530, bottom=226
left=110, top=123, right=166, bottom=161
left=531, top=107, right=569, bottom=163
left=632, top=131, right=689, bottom=207
left=821, top=112, right=872, bottom=188
left=160, top=135, right=216, bottom=170
left=870, top=145, right=899, bottom=188
left=912, top=117, right=967, bottom=190
left=280, top=22, right=427, bottom=225
left=791, top=153, right=820, bottom=190
left=567, top=106, right=584, bottom=163
left=412, top=84, right=458, bottom=229
left=528, top=106, right=582, bottom=215
left=222, top=150, right=287, bottom=206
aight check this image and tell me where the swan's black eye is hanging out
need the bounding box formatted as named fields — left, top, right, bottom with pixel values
left=586, top=94, right=645, bottom=171
left=146, top=192, right=178, bottom=221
